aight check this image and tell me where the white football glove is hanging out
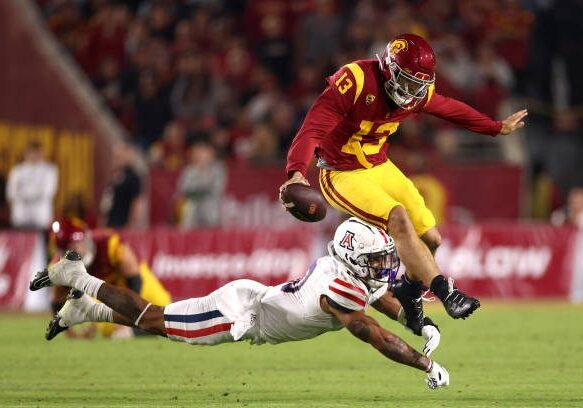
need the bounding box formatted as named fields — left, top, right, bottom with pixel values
left=426, top=361, right=449, bottom=389
left=421, top=324, right=440, bottom=356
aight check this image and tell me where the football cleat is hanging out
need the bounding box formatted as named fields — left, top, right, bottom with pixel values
left=45, top=289, right=88, bottom=341
left=443, top=278, right=480, bottom=319
left=29, top=251, right=84, bottom=291
left=29, top=268, right=51, bottom=291
left=391, top=277, right=424, bottom=335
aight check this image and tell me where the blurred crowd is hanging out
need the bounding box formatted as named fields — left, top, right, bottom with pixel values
left=37, top=0, right=537, bottom=165
left=5, top=0, right=579, bottom=229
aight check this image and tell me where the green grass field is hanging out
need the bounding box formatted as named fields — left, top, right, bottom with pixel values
left=1, top=302, right=582, bottom=408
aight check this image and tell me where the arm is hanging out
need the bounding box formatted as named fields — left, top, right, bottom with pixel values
left=117, top=243, right=142, bottom=293
left=6, top=167, right=18, bottom=203
left=285, top=87, right=346, bottom=178
left=127, top=194, right=146, bottom=228
left=423, top=93, right=527, bottom=136
left=422, top=93, right=502, bottom=135
left=281, top=64, right=359, bottom=191
left=372, top=291, right=441, bottom=356
left=371, top=289, right=401, bottom=320
left=320, top=295, right=430, bottom=371
left=41, top=164, right=58, bottom=200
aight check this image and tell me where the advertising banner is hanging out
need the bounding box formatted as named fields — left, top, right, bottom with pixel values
left=0, top=232, right=39, bottom=308
left=121, top=227, right=315, bottom=300
left=436, top=223, right=577, bottom=298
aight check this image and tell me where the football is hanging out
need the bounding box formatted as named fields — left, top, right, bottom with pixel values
left=281, top=183, right=327, bottom=222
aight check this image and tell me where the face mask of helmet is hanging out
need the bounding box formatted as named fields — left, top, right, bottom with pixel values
left=328, top=237, right=401, bottom=289
left=354, top=249, right=401, bottom=288
left=384, top=62, right=432, bottom=109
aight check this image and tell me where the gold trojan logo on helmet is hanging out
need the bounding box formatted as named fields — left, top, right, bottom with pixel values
left=390, top=39, right=408, bottom=56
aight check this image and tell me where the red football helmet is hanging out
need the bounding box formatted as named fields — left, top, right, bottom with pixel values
left=50, top=217, right=95, bottom=265
left=377, top=33, right=436, bottom=110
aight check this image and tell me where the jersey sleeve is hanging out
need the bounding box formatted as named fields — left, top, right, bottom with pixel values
left=107, top=233, right=123, bottom=266
left=325, top=276, right=369, bottom=312
left=422, top=92, right=503, bottom=136
left=285, top=63, right=365, bottom=178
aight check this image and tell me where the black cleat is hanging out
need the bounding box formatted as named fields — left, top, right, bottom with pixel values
left=45, top=289, right=84, bottom=341
left=45, top=315, right=68, bottom=341
left=391, top=278, right=424, bottom=335
left=29, top=251, right=83, bottom=291
left=29, top=268, right=51, bottom=291
left=443, top=288, right=480, bottom=319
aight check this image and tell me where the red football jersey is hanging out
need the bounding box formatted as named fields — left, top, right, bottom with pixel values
left=86, top=229, right=123, bottom=281
left=286, top=59, right=502, bottom=177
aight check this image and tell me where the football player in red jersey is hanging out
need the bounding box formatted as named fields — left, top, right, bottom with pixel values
left=279, top=33, right=528, bottom=334
left=48, top=217, right=171, bottom=338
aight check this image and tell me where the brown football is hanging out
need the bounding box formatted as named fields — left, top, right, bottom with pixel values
left=281, top=183, right=327, bottom=222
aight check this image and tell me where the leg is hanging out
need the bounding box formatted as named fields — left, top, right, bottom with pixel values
left=45, top=285, right=166, bottom=340
left=387, top=206, right=480, bottom=320
left=96, top=283, right=166, bottom=335
left=34, top=253, right=247, bottom=345
left=319, top=164, right=479, bottom=321
left=31, top=252, right=166, bottom=339
left=387, top=206, right=440, bottom=285
left=420, top=227, right=442, bottom=255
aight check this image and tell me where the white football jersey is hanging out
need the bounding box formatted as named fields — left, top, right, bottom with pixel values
left=256, top=255, right=388, bottom=344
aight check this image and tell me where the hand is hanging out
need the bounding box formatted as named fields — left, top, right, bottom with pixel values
left=426, top=361, right=449, bottom=389
left=421, top=318, right=440, bottom=356
left=500, top=109, right=528, bottom=135
left=278, top=171, right=310, bottom=203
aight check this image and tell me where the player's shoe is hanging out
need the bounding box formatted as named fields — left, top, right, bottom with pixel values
left=45, top=289, right=94, bottom=340
left=391, top=277, right=424, bottom=335
left=442, top=278, right=480, bottom=319
left=29, top=251, right=85, bottom=291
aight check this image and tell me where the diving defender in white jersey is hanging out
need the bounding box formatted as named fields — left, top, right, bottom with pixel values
left=30, top=217, right=449, bottom=389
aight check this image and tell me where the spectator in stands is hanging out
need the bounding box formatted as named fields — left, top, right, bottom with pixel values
left=177, top=139, right=226, bottom=228
left=247, top=123, right=280, bottom=165
left=295, top=0, right=341, bottom=65
left=148, top=120, right=189, bottom=170
left=133, top=69, right=172, bottom=150
left=256, top=8, right=294, bottom=84
left=433, top=34, right=474, bottom=100
left=100, top=142, right=144, bottom=228
left=470, top=42, right=514, bottom=118
left=487, top=0, right=534, bottom=93
left=60, top=192, right=97, bottom=229
left=551, top=187, right=583, bottom=228
left=170, top=50, right=224, bottom=122
left=6, top=141, right=58, bottom=230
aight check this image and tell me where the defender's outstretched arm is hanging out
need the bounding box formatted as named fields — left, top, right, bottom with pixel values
left=321, top=295, right=429, bottom=370
left=371, top=291, right=441, bottom=356
left=320, top=295, right=448, bottom=389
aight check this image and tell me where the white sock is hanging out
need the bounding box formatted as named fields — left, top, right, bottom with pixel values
left=74, top=275, right=104, bottom=298
left=88, top=302, right=114, bottom=323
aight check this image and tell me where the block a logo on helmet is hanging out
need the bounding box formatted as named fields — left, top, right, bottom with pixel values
left=339, top=231, right=355, bottom=251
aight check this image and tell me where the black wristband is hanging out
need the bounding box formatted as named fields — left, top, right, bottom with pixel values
left=126, top=275, right=142, bottom=294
